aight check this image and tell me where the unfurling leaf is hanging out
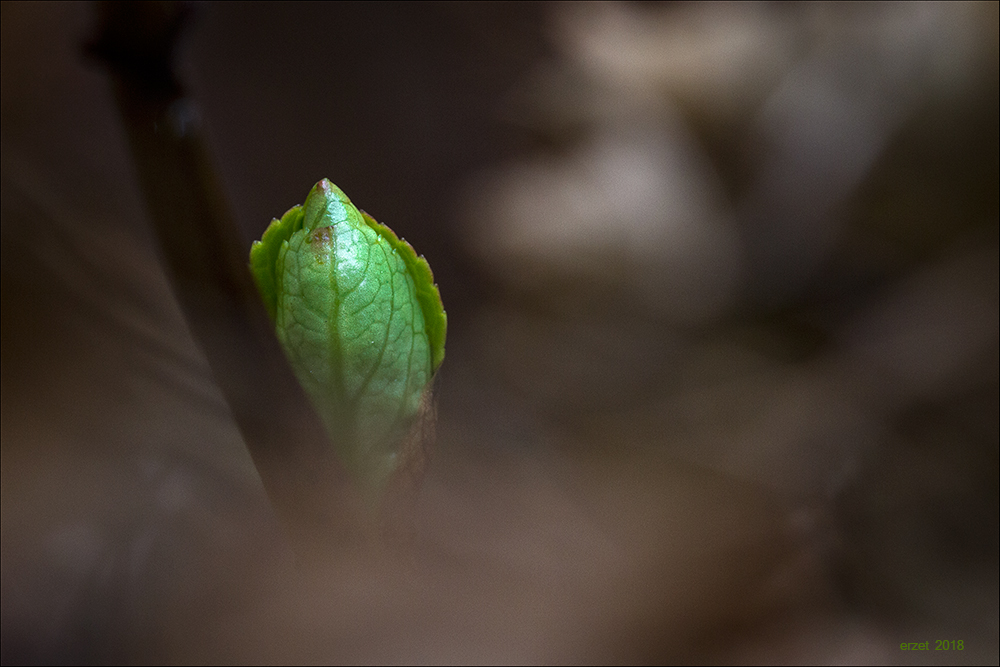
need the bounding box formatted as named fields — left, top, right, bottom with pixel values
left=250, top=179, right=445, bottom=502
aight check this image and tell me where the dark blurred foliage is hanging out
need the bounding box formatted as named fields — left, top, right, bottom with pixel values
left=2, top=2, right=997, bottom=663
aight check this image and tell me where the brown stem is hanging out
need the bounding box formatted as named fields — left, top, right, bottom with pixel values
left=87, top=0, right=362, bottom=553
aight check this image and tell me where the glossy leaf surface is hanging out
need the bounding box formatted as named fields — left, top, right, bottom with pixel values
left=251, top=179, right=445, bottom=497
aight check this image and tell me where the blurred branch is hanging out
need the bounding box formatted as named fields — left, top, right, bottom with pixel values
left=87, top=0, right=362, bottom=554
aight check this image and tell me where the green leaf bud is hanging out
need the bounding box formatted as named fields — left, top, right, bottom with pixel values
left=250, top=179, right=445, bottom=500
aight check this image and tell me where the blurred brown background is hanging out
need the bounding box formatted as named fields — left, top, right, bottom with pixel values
left=2, top=2, right=997, bottom=663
